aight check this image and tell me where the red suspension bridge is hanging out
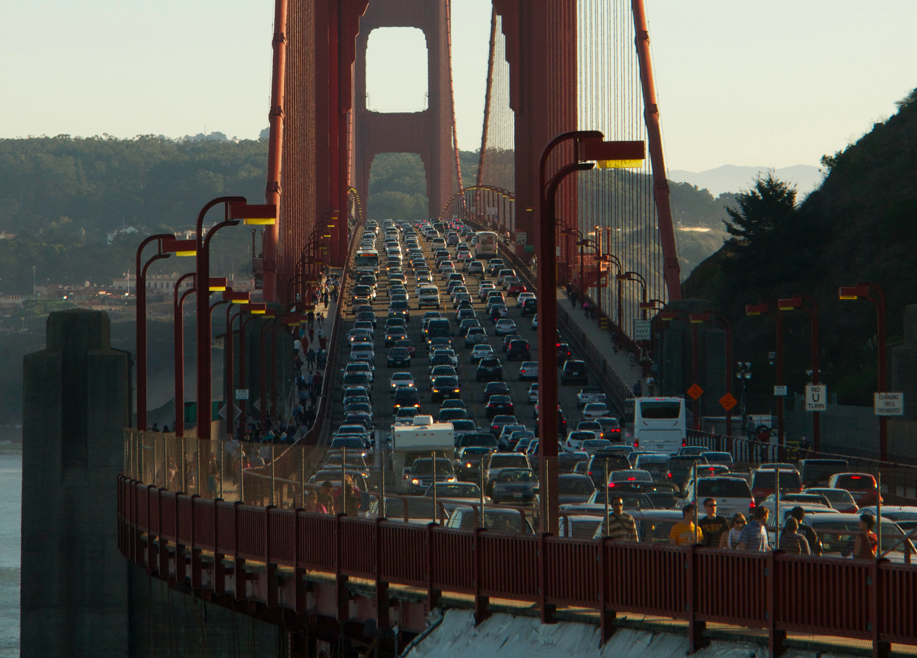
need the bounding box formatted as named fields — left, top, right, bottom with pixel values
left=114, top=1, right=917, bottom=657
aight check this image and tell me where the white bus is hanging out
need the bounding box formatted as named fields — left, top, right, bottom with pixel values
left=354, top=249, right=379, bottom=273
left=624, top=397, right=686, bottom=454
left=474, top=231, right=499, bottom=259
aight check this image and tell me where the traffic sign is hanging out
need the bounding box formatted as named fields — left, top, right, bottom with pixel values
left=598, top=318, right=607, bottom=329
left=687, top=384, right=703, bottom=400
left=634, top=319, right=651, bottom=341
left=774, top=385, right=787, bottom=397
left=719, top=393, right=738, bottom=411
left=515, top=232, right=527, bottom=246
left=805, top=385, right=827, bottom=411
left=235, top=389, right=250, bottom=400
left=874, top=392, right=904, bottom=416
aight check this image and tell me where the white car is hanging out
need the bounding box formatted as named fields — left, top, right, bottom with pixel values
left=565, top=431, right=599, bottom=452
left=432, top=349, right=459, bottom=367
left=468, top=261, right=485, bottom=275
left=518, top=361, right=539, bottom=381
left=478, top=283, right=496, bottom=300
left=344, top=361, right=374, bottom=382
left=682, top=476, right=756, bottom=520
left=494, top=318, right=517, bottom=335
left=350, top=345, right=375, bottom=362
left=389, top=372, right=416, bottom=393
left=531, top=314, right=538, bottom=329
left=418, top=286, right=440, bottom=308
left=582, top=403, right=610, bottom=420
left=516, top=292, right=536, bottom=308
left=470, top=344, right=495, bottom=363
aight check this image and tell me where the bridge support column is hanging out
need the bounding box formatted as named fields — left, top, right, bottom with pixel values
left=22, top=310, right=131, bottom=658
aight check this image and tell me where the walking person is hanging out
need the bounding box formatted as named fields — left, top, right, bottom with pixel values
left=669, top=504, right=703, bottom=546
left=698, top=498, right=729, bottom=549
left=845, top=513, right=878, bottom=559
left=606, top=497, right=638, bottom=541
left=722, top=514, right=747, bottom=549
left=737, top=506, right=770, bottom=551
left=787, top=507, right=822, bottom=556
left=778, top=518, right=811, bottom=555
left=611, top=333, right=619, bottom=354
left=306, top=347, right=316, bottom=370
left=308, top=325, right=315, bottom=345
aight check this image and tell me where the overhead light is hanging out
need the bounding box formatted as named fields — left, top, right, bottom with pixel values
left=163, top=238, right=197, bottom=257
left=229, top=202, right=277, bottom=226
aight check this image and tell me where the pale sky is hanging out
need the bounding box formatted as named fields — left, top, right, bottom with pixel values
left=1, top=0, right=914, bottom=172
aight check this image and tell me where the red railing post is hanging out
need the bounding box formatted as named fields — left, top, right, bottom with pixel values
left=871, top=558, right=891, bottom=658
left=336, top=514, right=349, bottom=622
left=190, top=494, right=202, bottom=590
left=767, top=550, right=786, bottom=656
left=473, top=527, right=489, bottom=624
left=234, top=502, right=246, bottom=600
left=599, top=539, right=615, bottom=643
left=265, top=506, right=278, bottom=608
left=538, top=532, right=555, bottom=624
left=686, top=545, right=707, bottom=653
left=146, top=484, right=156, bottom=574
left=375, top=518, right=390, bottom=630
left=426, top=522, right=441, bottom=609
left=213, top=498, right=225, bottom=595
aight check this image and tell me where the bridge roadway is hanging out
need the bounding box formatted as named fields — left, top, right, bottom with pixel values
left=117, top=225, right=917, bottom=658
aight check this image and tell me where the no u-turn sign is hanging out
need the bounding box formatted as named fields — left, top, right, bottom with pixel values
left=805, top=385, right=827, bottom=411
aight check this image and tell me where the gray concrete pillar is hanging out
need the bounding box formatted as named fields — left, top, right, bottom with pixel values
left=21, top=310, right=131, bottom=658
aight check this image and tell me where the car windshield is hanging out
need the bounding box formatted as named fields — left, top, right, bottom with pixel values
left=427, top=484, right=479, bottom=497
left=412, top=459, right=454, bottom=476
left=697, top=479, right=752, bottom=497
left=752, top=471, right=802, bottom=489
left=498, top=469, right=536, bottom=483
left=835, top=474, right=876, bottom=490
left=490, top=455, right=528, bottom=468
left=559, top=477, right=594, bottom=494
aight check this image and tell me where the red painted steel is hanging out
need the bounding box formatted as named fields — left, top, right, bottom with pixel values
left=378, top=523, right=428, bottom=588
left=119, top=451, right=917, bottom=652
left=543, top=537, right=600, bottom=608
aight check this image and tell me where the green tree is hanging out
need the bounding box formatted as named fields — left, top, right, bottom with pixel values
left=723, top=172, right=797, bottom=249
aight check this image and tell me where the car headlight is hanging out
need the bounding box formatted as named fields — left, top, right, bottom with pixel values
left=446, top=477, right=457, bottom=482
left=411, top=478, right=420, bottom=485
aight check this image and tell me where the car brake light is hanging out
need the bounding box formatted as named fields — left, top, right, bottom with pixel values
left=850, top=476, right=861, bottom=480
left=682, top=440, right=687, bottom=447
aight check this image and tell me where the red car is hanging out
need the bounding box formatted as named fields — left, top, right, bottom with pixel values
left=827, top=472, right=882, bottom=507
left=394, top=339, right=416, bottom=357
left=507, top=283, right=527, bottom=296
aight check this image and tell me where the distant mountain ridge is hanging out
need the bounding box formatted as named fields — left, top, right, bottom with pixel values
left=668, top=164, right=822, bottom=196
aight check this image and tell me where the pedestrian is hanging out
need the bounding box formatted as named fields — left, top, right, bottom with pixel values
left=312, top=371, right=323, bottom=394
left=606, top=497, right=638, bottom=541
left=294, top=355, right=304, bottom=371
left=308, top=325, right=315, bottom=344
left=304, top=490, right=327, bottom=514
left=778, top=517, right=811, bottom=555
left=307, top=311, right=315, bottom=328
left=589, top=305, right=596, bottom=320
left=737, top=506, right=770, bottom=551
left=331, top=287, right=338, bottom=303
left=317, top=349, right=327, bottom=369
left=646, top=376, right=655, bottom=396
left=628, top=352, right=636, bottom=369
left=669, top=504, right=703, bottom=546
left=317, top=327, right=325, bottom=343
left=846, top=513, right=878, bottom=559
left=304, top=406, right=316, bottom=430
left=786, top=507, right=822, bottom=556
left=582, top=301, right=590, bottom=317
left=317, top=481, right=336, bottom=514
left=319, top=335, right=327, bottom=351
left=633, top=380, right=642, bottom=397
left=723, top=513, right=747, bottom=549
left=293, top=337, right=302, bottom=355
left=306, top=347, right=316, bottom=369
left=305, top=371, right=314, bottom=392
left=318, top=312, right=325, bottom=327
left=322, top=291, right=329, bottom=308
left=570, top=289, right=577, bottom=308
left=698, top=498, right=729, bottom=548
left=611, top=333, right=619, bottom=354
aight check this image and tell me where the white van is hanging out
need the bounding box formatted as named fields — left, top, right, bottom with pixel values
left=682, top=476, right=753, bottom=519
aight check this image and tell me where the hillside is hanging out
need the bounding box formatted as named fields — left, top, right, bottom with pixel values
left=683, top=88, right=917, bottom=406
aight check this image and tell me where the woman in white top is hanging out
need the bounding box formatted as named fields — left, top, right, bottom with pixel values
left=721, top=513, right=747, bottom=549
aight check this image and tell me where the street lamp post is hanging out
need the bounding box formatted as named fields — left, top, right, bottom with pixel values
left=616, top=271, right=649, bottom=376
left=746, top=302, right=785, bottom=450
left=660, top=310, right=698, bottom=427
left=172, top=271, right=196, bottom=437
left=135, top=233, right=176, bottom=430
left=778, top=296, right=821, bottom=452
left=237, top=303, right=268, bottom=434
left=259, top=313, right=278, bottom=433
left=839, top=283, right=888, bottom=460
left=194, top=198, right=276, bottom=440
left=538, top=130, right=645, bottom=535
left=736, top=362, right=752, bottom=434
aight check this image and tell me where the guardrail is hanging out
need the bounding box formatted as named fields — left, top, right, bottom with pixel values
left=118, top=474, right=917, bottom=654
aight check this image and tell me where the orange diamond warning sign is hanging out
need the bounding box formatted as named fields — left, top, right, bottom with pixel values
left=687, top=384, right=703, bottom=400
left=719, top=392, right=738, bottom=411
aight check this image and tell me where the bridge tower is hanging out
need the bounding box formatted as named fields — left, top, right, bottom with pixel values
left=353, top=0, right=460, bottom=219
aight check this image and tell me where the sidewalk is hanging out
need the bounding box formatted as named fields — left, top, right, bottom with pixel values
left=555, top=286, right=643, bottom=391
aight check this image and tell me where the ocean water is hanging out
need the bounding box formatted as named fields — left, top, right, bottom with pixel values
left=0, top=441, right=21, bottom=657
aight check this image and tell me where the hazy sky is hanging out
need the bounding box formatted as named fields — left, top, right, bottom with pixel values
left=1, top=0, right=914, bottom=172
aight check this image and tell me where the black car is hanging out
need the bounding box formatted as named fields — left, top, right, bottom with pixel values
left=586, top=452, right=633, bottom=488
left=356, top=310, right=377, bottom=327
left=560, top=360, right=588, bottom=385
left=506, top=339, right=531, bottom=361
left=483, top=381, right=511, bottom=402
left=392, top=387, right=421, bottom=414
left=485, top=395, right=515, bottom=418
left=431, top=376, right=461, bottom=402
left=556, top=342, right=572, bottom=363
left=533, top=404, right=568, bottom=437
left=387, top=347, right=411, bottom=368
left=520, top=298, right=537, bottom=316
left=476, top=358, right=504, bottom=382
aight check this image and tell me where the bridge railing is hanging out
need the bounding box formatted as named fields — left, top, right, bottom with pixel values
left=118, top=474, right=917, bottom=652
